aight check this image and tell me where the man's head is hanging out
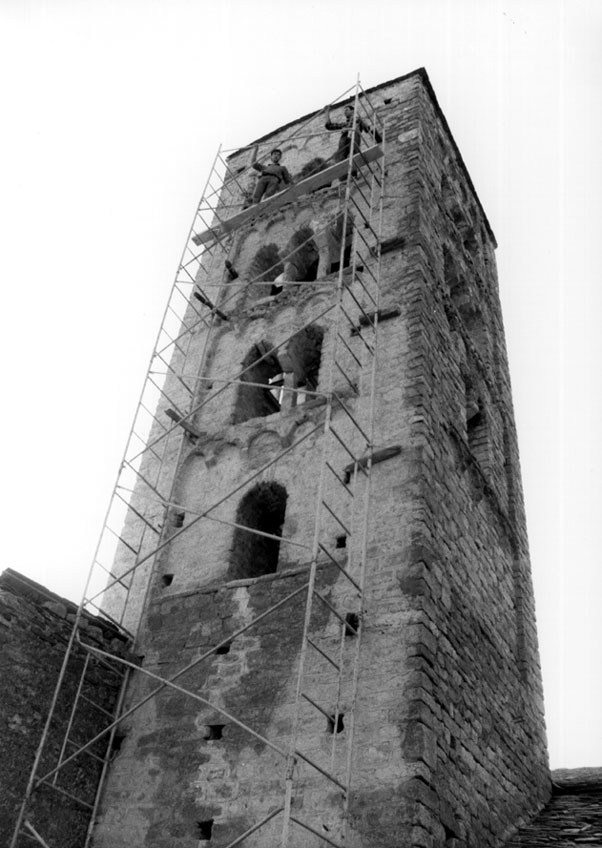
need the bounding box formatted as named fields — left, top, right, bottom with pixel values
left=270, top=148, right=282, bottom=162
left=344, top=106, right=354, bottom=121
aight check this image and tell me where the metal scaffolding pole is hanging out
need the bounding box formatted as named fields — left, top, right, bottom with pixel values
left=11, top=78, right=386, bottom=848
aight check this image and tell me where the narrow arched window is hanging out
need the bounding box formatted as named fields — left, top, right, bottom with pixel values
left=297, top=157, right=328, bottom=181
left=465, top=376, right=489, bottom=469
left=248, top=243, right=284, bottom=297
left=228, top=482, right=288, bottom=579
left=233, top=342, right=283, bottom=424
left=285, top=325, right=324, bottom=404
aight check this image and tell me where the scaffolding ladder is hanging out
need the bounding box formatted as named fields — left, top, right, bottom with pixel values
left=10, top=78, right=386, bottom=848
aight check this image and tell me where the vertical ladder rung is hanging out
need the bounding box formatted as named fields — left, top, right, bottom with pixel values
left=147, top=374, right=183, bottom=417
left=160, top=355, right=194, bottom=395
left=336, top=332, right=362, bottom=368
left=325, top=461, right=353, bottom=497
left=66, top=738, right=105, bottom=763
left=106, top=527, right=139, bottom=557
left=344, top=285, right=375, bottom=327
left=78, top=692, right=118, bottom=719
left=331, top=394, right=371, bottom=443
left=306, top=637, right=340, bottom=670
left=220, top=807, right=284, bottom=848
left=339, top=303, right=361, bottom=333
left=115, top=493, right=161, bottom=535
left=333, top=360, right=359, bottom=395
left=93, top=560, right=131, bottom=592
left=290, top=815, right=348, bottom=848
left=355, top=264, right=378, bottom=306
left=353, top=213, right=379, bottom=250
left=355, top=153, right=383, bottom=188
left=167, top=303, right=194, bottom=334
left=350, top=175, right=372, bottom=212
left=355, top=251, right=379, bottom=285
left=23, top=819, right=52, bottom=848
left=328, top=426, right=368, bottom=473
left=301, top=692, right=335, bottom=721
left=293, top=749, right=346, bottom=791
left=313, top=589, right=360, bottom=630
left=342, top=304, right=374, bottom=351
left=36, top=778, right=94, bottom=810
left=157, top=327, right=186, bottom=359
left=352, top=265, right=378, bottom=304
left=317, top=545, right=362, bottom=593
left=123, top=461, right=168, bottom=503
left=139, top=401, right=168, bottom=431
left=321, top=499, right=351, bottom=537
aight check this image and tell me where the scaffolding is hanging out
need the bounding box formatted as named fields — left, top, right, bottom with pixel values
left=11, top=78, right=387, bottom=848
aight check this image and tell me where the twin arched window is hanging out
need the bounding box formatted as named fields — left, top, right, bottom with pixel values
left=233, top=327, right=324, bottom=425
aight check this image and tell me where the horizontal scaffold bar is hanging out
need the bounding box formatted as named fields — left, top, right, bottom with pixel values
left=192, top=145, right=383, bottom=245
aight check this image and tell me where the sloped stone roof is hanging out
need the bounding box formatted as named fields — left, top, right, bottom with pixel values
left=506, top=768, right=602, bottom=846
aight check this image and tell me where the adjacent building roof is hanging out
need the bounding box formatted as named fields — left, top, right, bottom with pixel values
left=506, top=768, right=602, bottom=846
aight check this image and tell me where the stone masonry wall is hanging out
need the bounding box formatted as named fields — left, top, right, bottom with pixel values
left=384, top=77, right=550, bottom=846
left=94, top=70, right=549, bottom=848
left=0, top=569, right=128, bottom=848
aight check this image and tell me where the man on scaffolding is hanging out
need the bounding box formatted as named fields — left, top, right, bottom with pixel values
left=245, top=146, right=294, bottom=207
left=324, top=104, right=382, bottom=164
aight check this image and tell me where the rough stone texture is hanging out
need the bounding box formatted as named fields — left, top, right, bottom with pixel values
left=0, top=569, right=127, bottom=848
left=505, top=769, right=602, bottom=846
left=94, top=69, right=550, bottom=848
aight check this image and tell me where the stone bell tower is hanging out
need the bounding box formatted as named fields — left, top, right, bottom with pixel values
left=10, top=69, right=549, bottom=848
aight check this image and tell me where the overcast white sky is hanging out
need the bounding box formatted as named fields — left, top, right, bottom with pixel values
left=0, top=0, right=600, bottom=770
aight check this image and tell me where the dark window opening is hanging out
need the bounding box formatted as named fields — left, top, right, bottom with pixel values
left=215, top=642, right=231, bottom=655
left=327, top=713, right=345, bottom=734
left=465, top=383, right=489, bottom=469
left=345, top=612, right=359, bottom=636
left=335, top=535, right=347, bottom=549
left=467, top=408, right=489, bottom=467
left=444, top=825, right=459, bottom=842
left=383, top=97, right=392, bottom=105
left=444, top=248, right=465, bottom=306
left=463, top=231, right=479, bottom=254
left=248, top=243, right=283, bottom=297
left=380, top=235, right=405, bottom=255
left=329, top=244, right=353, bottom=274
left=228, top=482, right=288, bottom=580
left=441, top=174, right=454, bottom=207
left=305, top=256, right=319, bottom=281
left=224, top=260, right=239, bottom=280
left=284, top=325, right=324, bottom=404
left=196, top=820, right=214, bottom=841
left=443, top=248, right=487, bottom=356
left=326, top=211, right=354, bottom=275
left=451, top=208, right=465, bottom=229
left=161, top=574, right=174, bottom=588
left=283, top=226, right=320, bottom=283
left=297, top=157, right=328, bottom=182
left=203, top=725, right=225, bottom=740
left=110, top=731, right=126, bottom=759
left=233, top=342, right=283, bottom=424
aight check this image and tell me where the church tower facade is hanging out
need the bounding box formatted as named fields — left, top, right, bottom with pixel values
left=10, top=70, right=550, bottom=848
